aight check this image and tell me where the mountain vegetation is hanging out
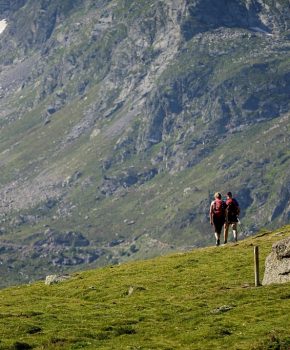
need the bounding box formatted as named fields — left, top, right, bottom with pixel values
left=0, top=0, right=290, bottom=286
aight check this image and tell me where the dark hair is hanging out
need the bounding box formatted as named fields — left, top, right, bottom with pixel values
left=227, top=192, right=232, bottom=197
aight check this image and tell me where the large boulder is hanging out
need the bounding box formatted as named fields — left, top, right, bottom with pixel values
left=262, top=237, right=290, bottom=285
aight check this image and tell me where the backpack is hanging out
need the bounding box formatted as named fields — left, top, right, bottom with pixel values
left=226, top=198, right=239, bottom=218
left=213, top=199, right=225, bottom=217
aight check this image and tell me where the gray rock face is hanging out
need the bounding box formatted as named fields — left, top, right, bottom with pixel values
left=262, top=238, right=290, bottom=286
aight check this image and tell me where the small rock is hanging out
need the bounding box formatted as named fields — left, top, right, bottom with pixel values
left=128, top=286, right=134, bottom=296
left=108, top=239, right=125, bottom=247
left=211, top=305, right=234, bottom=314
left=47, top=106, right=56, bottom=115
left=45, top=274, right=71, bottom=285
left=44, top=118, right=51, bottom=125
left=127, top=286, right=146, bottom=296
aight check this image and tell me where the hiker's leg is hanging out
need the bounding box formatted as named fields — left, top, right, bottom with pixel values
left=216, top=234, right=220, bottom=246
left=214, top=231, right=220, bottom=245
left=224, top=223, right=229, bottom=244
left=232, top=223, right=238, bottom=241
left=216, top=219, right=223, bottom=246
left=213, top=218, right=220, bottom=246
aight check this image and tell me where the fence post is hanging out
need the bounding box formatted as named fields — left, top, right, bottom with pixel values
left=254, top=246, right=261, bottom=287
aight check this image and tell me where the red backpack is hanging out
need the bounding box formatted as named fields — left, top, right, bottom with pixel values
left=213, top=199, right=225, bottom=217
left=226, top=198, right=239, bottom=217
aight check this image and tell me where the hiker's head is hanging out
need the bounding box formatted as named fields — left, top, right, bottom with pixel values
left=214, top=192, right=222, bottom=199
left=227, top=191, right=233, bottom=198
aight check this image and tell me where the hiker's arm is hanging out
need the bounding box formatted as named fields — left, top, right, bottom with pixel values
left=209, top=203, right=213, bottom=225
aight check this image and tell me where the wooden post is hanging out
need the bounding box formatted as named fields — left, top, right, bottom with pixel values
left=254, top=246, right=261, bottom=287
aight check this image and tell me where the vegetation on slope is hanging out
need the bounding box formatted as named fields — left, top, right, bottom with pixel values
left=1, top=0, right=290, bottom=286
left=0, top=226, right=290, bottom=349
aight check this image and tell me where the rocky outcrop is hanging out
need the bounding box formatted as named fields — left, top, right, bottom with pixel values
left=99, top=168, right=158, bottom=196
left=262, top=238, right=290, bottom=285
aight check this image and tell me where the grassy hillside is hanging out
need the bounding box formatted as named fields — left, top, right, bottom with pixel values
left=0, top=226, right=290, bottom=349
left=1, top=109, right=289, bottom=289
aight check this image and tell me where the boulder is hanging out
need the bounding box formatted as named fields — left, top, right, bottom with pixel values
left=262, top=237, right=290, bottom=285
left=45, top=274, right=71, bottom=285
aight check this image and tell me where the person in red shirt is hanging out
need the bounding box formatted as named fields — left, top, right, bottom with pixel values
left=209, top=192, right=226, bottom=246
left=224, top=191, right=240, bottom=243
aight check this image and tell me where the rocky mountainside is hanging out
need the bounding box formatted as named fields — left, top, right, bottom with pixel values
left=0, top=0, right=290, bottom=286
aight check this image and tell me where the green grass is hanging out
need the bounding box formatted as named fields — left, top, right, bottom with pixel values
left=0, top=226, right=290, bottom=349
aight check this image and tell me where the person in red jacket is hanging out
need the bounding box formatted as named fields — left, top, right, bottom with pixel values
left=224, top=191, right=240, bottom=243
left=210, top=192, right=226, bottom=246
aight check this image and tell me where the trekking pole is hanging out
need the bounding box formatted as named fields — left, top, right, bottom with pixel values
left=238, top=219, right=245, bottom=235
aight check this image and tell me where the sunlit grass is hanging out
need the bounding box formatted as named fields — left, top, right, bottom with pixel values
left=0, top=226, right=289, bottom=349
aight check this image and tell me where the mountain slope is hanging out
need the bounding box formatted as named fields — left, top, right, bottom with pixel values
left=0, top=0, right=290, bottom=286
left=0, top=226, right=290, bottom=349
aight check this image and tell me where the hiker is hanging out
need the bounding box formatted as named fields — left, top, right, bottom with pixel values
left=224, top=191, right=240, bottom=243
left=209, top=192, right=226, bottom=246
